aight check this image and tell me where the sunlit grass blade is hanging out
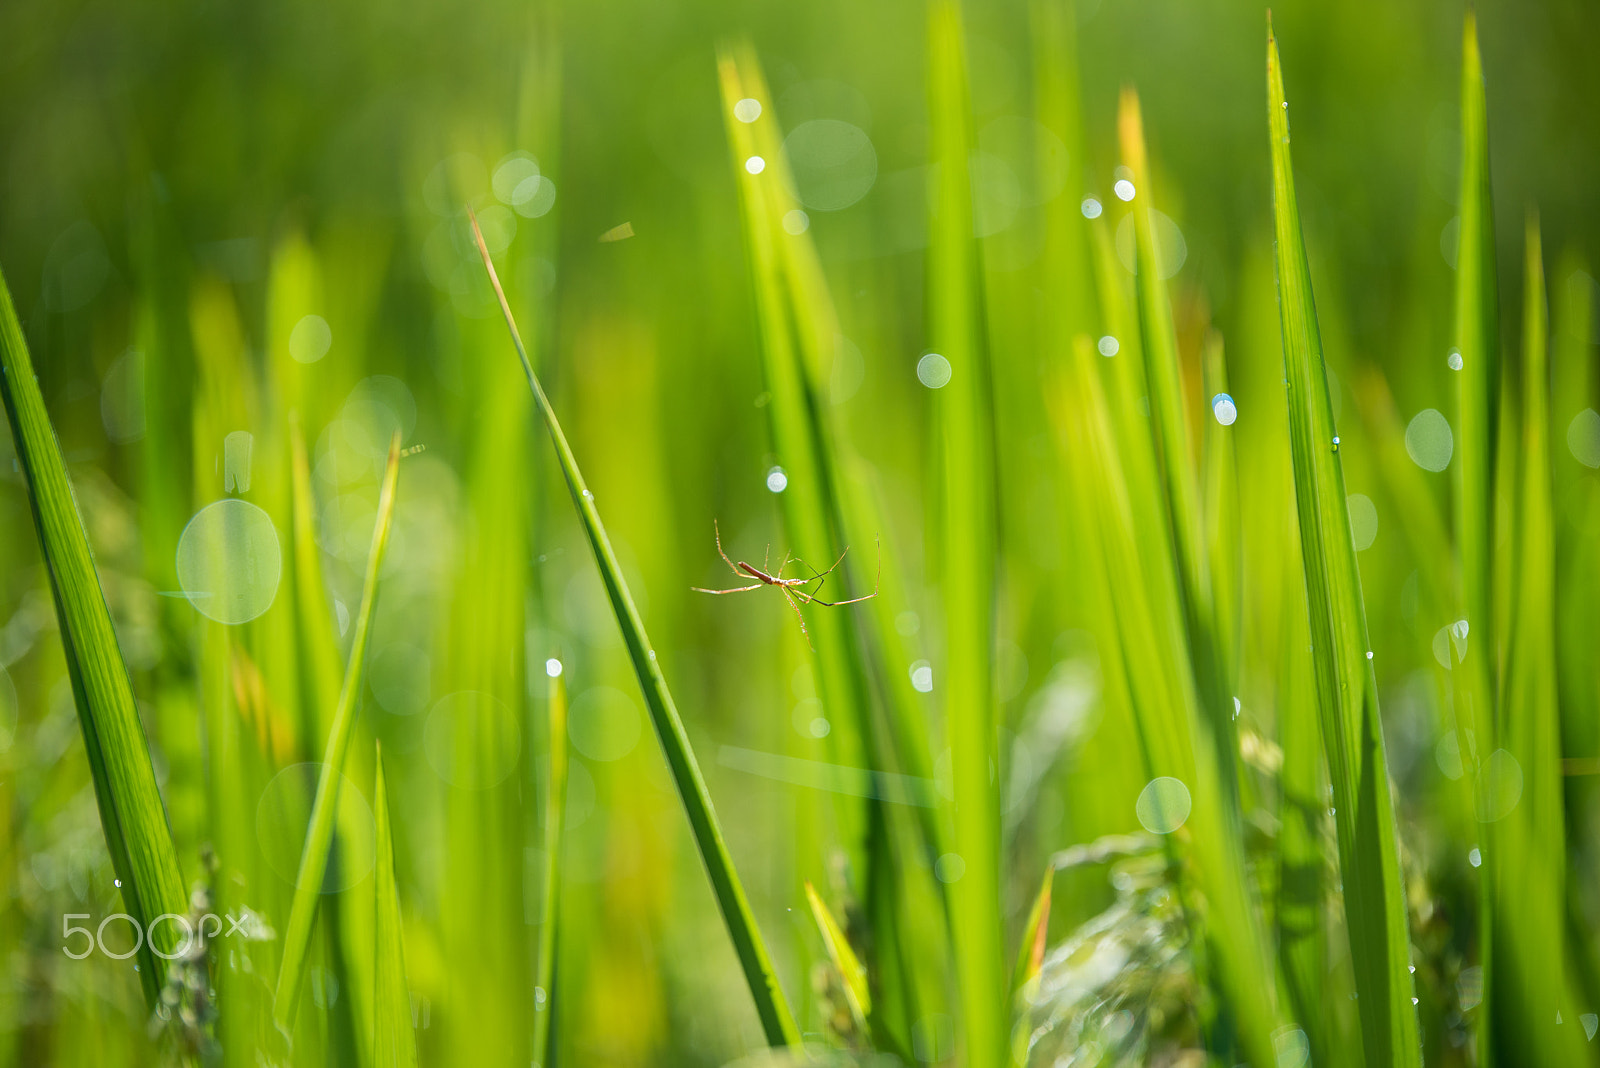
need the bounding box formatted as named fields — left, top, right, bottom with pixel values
left=805, top=881, right=871, bottom=1035
left=275, top=432, right=402, bottom=1030
left=532, top=666, right=568, bottom=1068
left=1453, top=11, right=1500, bottom=701
left=1063, top=333, right=1282, bottom=1068
left=1450, top=19, right=1501, bottom=1057
left=1492, top=213, right=1589, bottom=1063
left=0, top=262, right=189, bottom=1005
left=468, top=211, right=801, bottom=1049
left=715, top=41, right=875, bottom=894
left=1266, top=27, right=1421, bottom=1067
left=372, top=742, right=417, bottom=1068
left=1201, top=331, right=1240, bottom=699
left=1118, top=93, right=1236, bottom=779
left=1010, top=866, right=1051, bottom=999
left=926, top=3, right=1004, bottom=1064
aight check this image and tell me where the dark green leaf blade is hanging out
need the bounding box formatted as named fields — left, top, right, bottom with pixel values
left=0, top=264, right=188, bottom=1005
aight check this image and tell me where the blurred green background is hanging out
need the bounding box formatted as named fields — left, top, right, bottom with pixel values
left=2, top=0, right=1600, bottom=1064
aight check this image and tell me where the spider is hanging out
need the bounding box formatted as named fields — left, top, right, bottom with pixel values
left=692, top=520, right=879, bottom=647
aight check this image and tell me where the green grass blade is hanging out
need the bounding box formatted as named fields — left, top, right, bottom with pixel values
left=927, top=3, right=1004, bottom=1064
left=468, top=212, right=801, bottom=1049
left=1010, top=865, right=1051, bottom=1000
left=1064, top=333, right=1282, bottom=1068
left=275, top=433, right=402, bottom=1029
left=805, top=880, right=871, bottom=1034
left=1201, top=331, right=1241, bottom=699
left=715, top=43, right=875, bottom=883
left=1119, top=92, right=1238, bottom=790
left=533, top=667, right=568, bottom=1068
left=1266, top=28, right=1422, bottom=1068
left=0, top=262, right=189, bottom=1005
left=1494, top=213, right=1589, bottom=1064
left=1453, top=11, right=1500, bottom=695
left=372, top=742, right=418, bottom=1068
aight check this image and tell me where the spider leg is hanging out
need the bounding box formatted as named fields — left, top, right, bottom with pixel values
left=781, top=587, right=816, bottom=651
left=690, top=583, right=765, bottom=595
left=712, top=520, right=742, bottom=577
left=795, top=537, right=881, bottom=607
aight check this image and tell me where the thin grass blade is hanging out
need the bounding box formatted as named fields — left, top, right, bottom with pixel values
left=372, top=743, right=418, bottom=1068
left=1493, top=213, right=1589, bottom=1063
left=469, top=211, right=801, bottom=1049
left=533, top=666, right=568, bottom=1068
left=927, top=3, right=1004, bottom=1064
left=805, top=881, right=871, bottom=1034
left=0, top=263, right=188, bottom=1004
left=275, top=432, right=402, bottom=1029
left=1266, top=27, right=1421, bottom=1067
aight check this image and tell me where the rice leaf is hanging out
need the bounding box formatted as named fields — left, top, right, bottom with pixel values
left=1266, top=26, right=1421, bottom=1067
left=805, top=880, right=871, bottom=1034
left=533, top=666, right=568, bottom=1068
left=372, top=743, right=417, bottom=1068
left=1453, top=11, right=1500, bottom=706
left=468, top=211, right=801, bottom=1049
left=1010, top=866, right=1052, bottom=998
left=1491, top=213, right=1589, bottom=1063
left=1063, top=333, right=1281, bottom=1068
left=0, top=262, right=189, bottom=1005
left=927, top=3, right=1004, bottom=1064
left=274, top=432, right=402, bottom=1029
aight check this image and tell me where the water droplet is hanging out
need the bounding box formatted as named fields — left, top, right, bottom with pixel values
left=765, top=466, right=788, bottom=493
left=783, top=120, right=877, bottom=211
left=1405, top=408, right=1454, bottom=471
left=290, top=314, right=333, bottom=364
left=545, top=658, right=563, bottom=678
left=512, top=176, right=557, bottom=219
left=1366, top=650, right=1374, bottom=660
left=566, top=686, right=642, bottom=763
left=1568, top=409, right=1600, bottom=468
left=909, top=660, right=933, bottom=693
left=114, top=878, right=121, bottom=888
left=744, top=155, right=766, bottom=175
left=1475, top=749, right=1523, bottom=822
left=1347, top=493, right=1378, bottom=550
left=1211, top=392, right=1238, bottom=426
left=423, top=692, right=523, bottom=788
left=733, top=98, right=762, bottom=123
left=1331, top=435, right=1341, bottom=452
left=1113, top=179, right=1136, bottom=201
left=175, top=499, right=283, bottom=625
left=917, top=353, right=952, bottom=389
left=1274, top=1028, right=1310, bottom=1068
left=1233, top=696, right=1242, bottom=720
left=1080, top=196, right=1103, bottom=220
left=492, top=153, right=540, bottom=205
left=1135, top=776, right=1191, bottom=834
left=1282, top=100, right=1289, bottom=109
left=1097, top=335, right=1119, bottom=357
left=1468, top=846, right=1482, bottom=867
left=1447, top=349, right=1463, bottom=371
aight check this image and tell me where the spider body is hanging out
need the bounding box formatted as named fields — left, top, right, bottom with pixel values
left=692, top=521, right=879, bottom=647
